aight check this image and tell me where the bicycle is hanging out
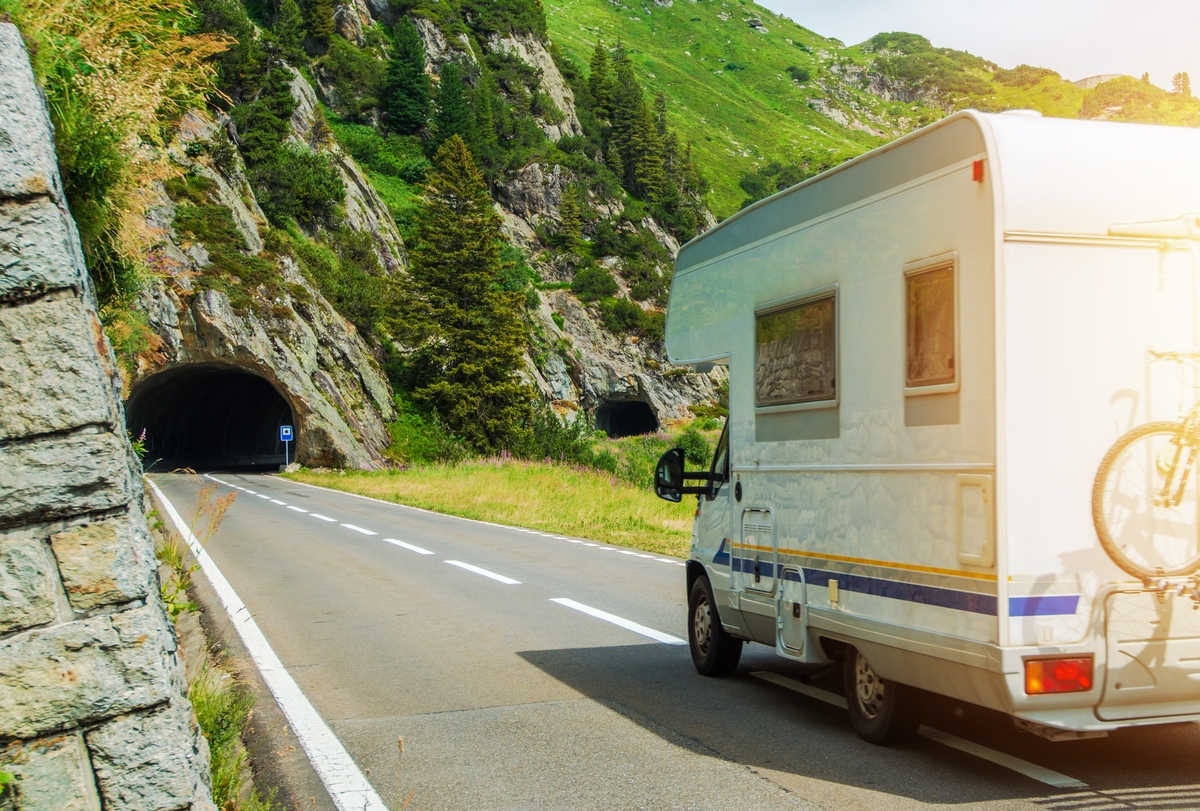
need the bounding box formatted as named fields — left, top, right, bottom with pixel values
left=1093, top=350, right=1200, bottom=581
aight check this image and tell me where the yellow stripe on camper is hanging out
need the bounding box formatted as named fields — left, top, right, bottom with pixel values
left=732, top=544, right=997, bottom=582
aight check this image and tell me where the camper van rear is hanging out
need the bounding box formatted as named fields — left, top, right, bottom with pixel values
left=656, top=110, right=1200, bottom=743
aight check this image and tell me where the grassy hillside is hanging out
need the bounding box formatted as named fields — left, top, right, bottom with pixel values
left=545, top=5, right=1200, bottom=217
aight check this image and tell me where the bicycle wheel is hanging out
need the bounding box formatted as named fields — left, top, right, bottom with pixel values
left=1093, top=421, right=1200, bottom=579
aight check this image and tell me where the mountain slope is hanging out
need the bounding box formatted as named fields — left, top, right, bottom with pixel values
left=546, top=2, right=1200, bottom=217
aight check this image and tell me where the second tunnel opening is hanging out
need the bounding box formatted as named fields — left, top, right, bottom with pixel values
left=595, top=400, right=659, bottom=438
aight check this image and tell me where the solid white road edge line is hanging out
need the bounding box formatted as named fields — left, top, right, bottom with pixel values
left=749, top=672, right=1087, bottom=790
left=148, top=479, right=387, bottom=811
left=384, top=538, right=434, bottom=555
left=550, top=598, right=686, bottom=646
left=340, top=523, right=376, bottom=536
left=444, top=560, right=521, bottom=585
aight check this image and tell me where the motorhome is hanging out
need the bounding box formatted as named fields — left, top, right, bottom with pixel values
left=654, top=109, right=1200, bottom=743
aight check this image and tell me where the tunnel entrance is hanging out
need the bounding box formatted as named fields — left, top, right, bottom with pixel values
left=126, top=364, right=295, bottom=471
left=594, top=400, right=659, bottom=438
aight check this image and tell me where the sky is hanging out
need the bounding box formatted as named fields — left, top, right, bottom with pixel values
left=758, top=0, right=1199, bottom=90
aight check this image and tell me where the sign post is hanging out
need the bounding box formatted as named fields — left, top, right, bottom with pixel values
left=280, top=425, right=293, bottom=467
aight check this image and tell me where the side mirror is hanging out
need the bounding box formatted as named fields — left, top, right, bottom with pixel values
left=654, top=447, right=715, bottom=502
left=655, top=448, right=686, bottom=502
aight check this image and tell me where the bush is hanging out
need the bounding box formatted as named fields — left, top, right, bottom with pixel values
left=318, top=38, right=384, bottom=123
left=571, top=264, right=617, bottom=301
left=385, top=395, right=470, bottom=464
left=677, top=424, right=712, bottom=467
left=787, top=65, right=811, bottom=83
left=248, top=145, right=345, bottom=228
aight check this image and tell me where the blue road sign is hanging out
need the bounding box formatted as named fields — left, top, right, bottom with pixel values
left=280, top=425, right=293, bottom=442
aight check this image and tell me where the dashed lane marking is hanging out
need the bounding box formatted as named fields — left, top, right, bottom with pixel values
left=750, top=671, right=1087, bottom=790
left=341, top=523, right=377, bottom=536
left=288, top=506, right=308, bottom=513
left=309, top=514, right=337, bottom=522
left=445, top=560, right=521, bottom=585
left=550, top=598, right=686, bottom=645
left=384, top=538, right=434, bottom=555
left=256, top=494, right=270, bottom=499
left=270, top=499, right=286, bottom=505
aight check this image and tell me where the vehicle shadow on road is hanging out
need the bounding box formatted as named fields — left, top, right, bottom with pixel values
left=518, top=642, right=1200, bottom=808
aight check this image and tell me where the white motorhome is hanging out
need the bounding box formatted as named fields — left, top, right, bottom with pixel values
left=654, top=110, right=1200, bottom=743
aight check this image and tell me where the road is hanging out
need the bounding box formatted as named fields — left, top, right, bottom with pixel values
left=152, top=472, right=1200, bottom=811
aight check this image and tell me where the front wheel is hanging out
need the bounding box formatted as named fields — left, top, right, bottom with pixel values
left=844, top=647, right=921, bottom=745
left=1093, top=420, right=1200, bottom=579
left=688, top=576, right=742, bottom=677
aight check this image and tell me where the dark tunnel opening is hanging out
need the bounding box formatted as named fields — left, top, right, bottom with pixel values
left=126, top=364, right=295, bottom=471
left=594, top=400, right=659, bottom=438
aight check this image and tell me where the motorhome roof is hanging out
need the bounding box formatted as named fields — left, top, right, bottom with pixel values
left=675, top=110, right=1200, bottom=275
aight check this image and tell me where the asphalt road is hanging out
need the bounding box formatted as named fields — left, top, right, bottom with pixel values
left=152, top=472, right=1200, bottom=811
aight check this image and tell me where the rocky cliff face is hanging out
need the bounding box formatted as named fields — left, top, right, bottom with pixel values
left=130, top=109, right=397, bottom=470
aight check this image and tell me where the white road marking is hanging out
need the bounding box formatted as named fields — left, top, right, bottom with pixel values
left=149, top=480, right=387, bottom=811
left=550, top=598, right=686, bottom=645
left=918, top=727, right=1087, bottom=789
left=244, top=490, right=257, bottom=495
left=310, top=514, right=337, bottom=522
left=581, top=543, right=598, bottom=547
left=288, top=506, right=308, bottom=513
left=567, top=540, right=583, bottom=544
left=619, top=550, right=638, bottom=556
left=750, top=671, right=1087, bottom=790
left=384, top=538, right=434, bottom=555
left=256, top=494, right=270, bottom=499
left=341, top=523, right=376, bottom=536
left=444, top=560, right=521, bottom=585
left=270, top=499, right=286, bottom=505
left=655, top=558, right=678, bottom=564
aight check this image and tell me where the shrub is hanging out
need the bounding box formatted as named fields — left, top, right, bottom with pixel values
left=385, top=395, right=470, bottom=464
left=318, top=38, right=384, bottom=123
left=571, top=264, right=618, bottom=301
left=787, top=65, right=811, bottom=83
left=677, top=424, right=712, bottom=467
left=248, top=145, right=345, bottom=228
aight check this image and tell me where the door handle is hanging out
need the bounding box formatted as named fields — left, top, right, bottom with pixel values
left=792, top=601, right=801, bottom=618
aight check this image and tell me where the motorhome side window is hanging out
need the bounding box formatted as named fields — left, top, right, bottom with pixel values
left=755, top=295, right=836, bottom=407
left=904, top=258, right=958, bottom=393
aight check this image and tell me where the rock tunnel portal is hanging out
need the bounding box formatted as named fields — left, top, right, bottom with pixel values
left=594, top=400, right=659, bottom=438
left=126, top=364, right=295, bottom=471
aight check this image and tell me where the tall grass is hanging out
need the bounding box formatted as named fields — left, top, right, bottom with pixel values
left=189, top=662, right=278, bottom=811
left=286, top=457, right=697, bottom=556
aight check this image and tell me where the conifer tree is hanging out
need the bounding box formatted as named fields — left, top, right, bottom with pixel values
left=632, top=100, right=664, bottom=201
left=556, top=185, right=583, bottom=252
left=408, top=135, right=533, bottom=451
left=588, top=41, right=611, bottom=120
left=307, top=0, right=334, bottom=48
left=605, top=142, right=624, bottom=182
left=432, top=62, right=476, bottom=152
left=276, top=0, right=306, bottom=59
left=472, top=71, right=504, bottom=177
left=381, top=16, right=431, bottom=134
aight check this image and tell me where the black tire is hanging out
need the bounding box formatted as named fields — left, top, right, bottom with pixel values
left=688, top=576, right=743, bottom=677
left=843, top=647, right=921, bottom=745
left=1092, top=420, right=1200, bottom=579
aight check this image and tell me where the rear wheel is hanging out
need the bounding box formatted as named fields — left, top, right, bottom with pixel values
left=844, top=647, right=922, bottom=745
left=689, top=576, right=742, bottom=676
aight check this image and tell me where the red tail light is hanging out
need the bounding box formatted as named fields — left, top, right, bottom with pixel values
left=1025, top=657, right=1093, bottom=694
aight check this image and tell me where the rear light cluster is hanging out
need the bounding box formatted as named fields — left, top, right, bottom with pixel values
left=1025, top=657, right=1093, bottom=695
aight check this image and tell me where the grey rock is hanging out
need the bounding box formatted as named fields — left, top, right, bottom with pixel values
left=333, top=3, right=365, bottom=46
left=0, top=196, right=89, bottom=304
left=496, top=163, right=570, bottom=221
left=0, top=432, right=131, bottom=529
left=0, top=604, right=179, bottom=739
left=0, top=539, right=58, bottom=635
left=49, top=519, right=153, bottom=612
left=87, top=701, right=216, bottom=811
left=486, top=34, right=583, bottom=140
left=0, top=295, right=118, bottom=441
left=0, top=732, right=100, bottom=811
left=362, top=0, right=392, bottom=24
left=0, top=25, right=61, bottom=200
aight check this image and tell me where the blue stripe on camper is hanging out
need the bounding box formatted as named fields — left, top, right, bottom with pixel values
left=1008, top=595, right=1080, bottom=617
left=729, top=557, right=998, bottom=615
left=803, top=568, right=998, bottom=616
left=712, top=539, right=730, bottom=567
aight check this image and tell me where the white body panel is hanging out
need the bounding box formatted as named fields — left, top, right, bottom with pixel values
left=669, top=110, right=1200, bottom=730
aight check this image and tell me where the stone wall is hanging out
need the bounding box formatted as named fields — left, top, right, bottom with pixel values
left=0, top=23, right=215, bottom=811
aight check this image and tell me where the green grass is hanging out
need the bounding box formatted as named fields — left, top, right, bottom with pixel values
left=284, top=457, right=697, bottom=556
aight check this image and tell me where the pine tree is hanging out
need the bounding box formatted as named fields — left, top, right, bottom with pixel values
left=605, top=142, right=624, bottom=182
left=588, top=41, right=611, bottom=120
left=432, top=61, right=476, bottom=152
left=556, top=185, right=583, bottom=252
left=1173, top=71, right=1192, bottom=98
left=472, top=71, right=504, bottom=177
left=307, top=0, right=334, bottom=48
left=632, top=99, right=664, bottom=201
left=276, top=0, right=305, bottom=59
left=381, top=16, right=431, bottom=134
left=408, top=135, right=533, bottom=451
